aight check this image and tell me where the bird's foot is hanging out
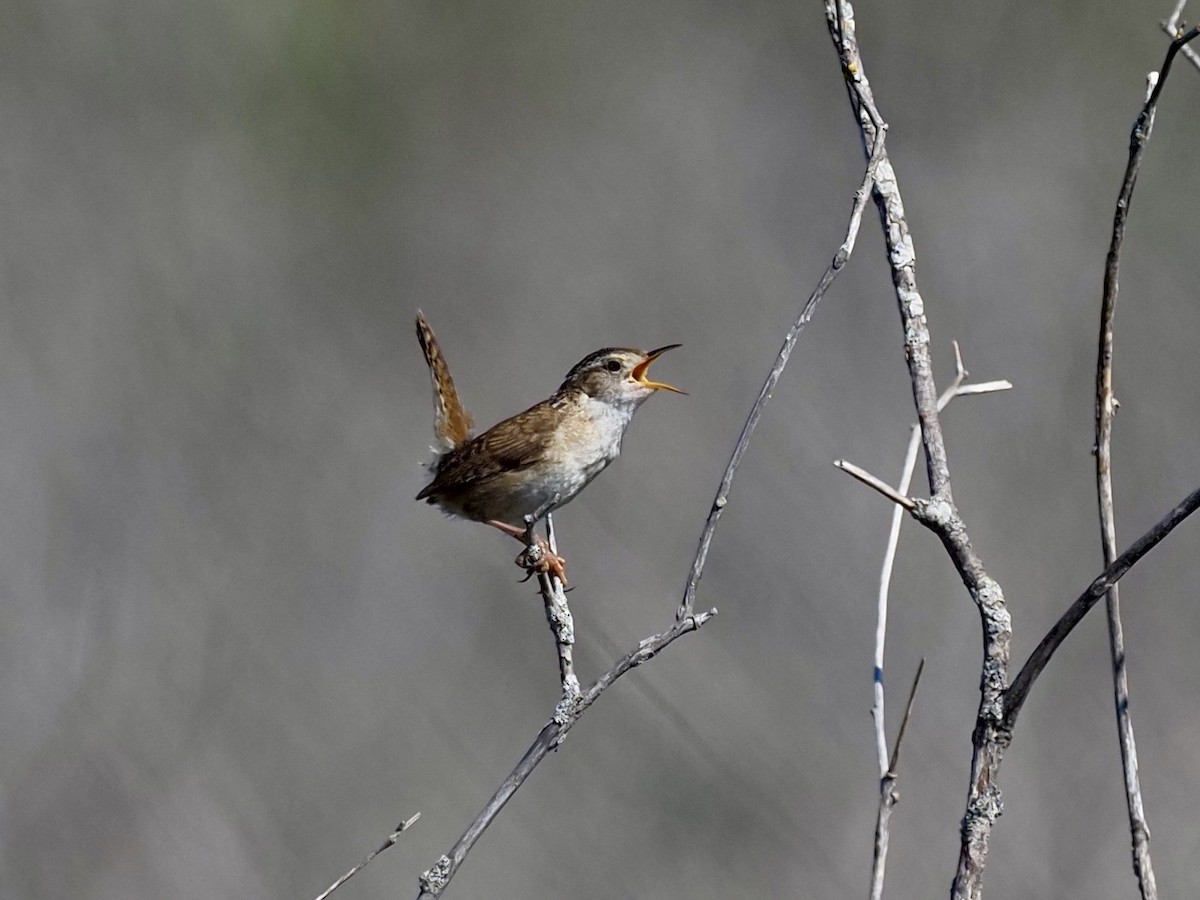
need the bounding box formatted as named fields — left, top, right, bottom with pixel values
left=516, top=537, right=569, bottom=586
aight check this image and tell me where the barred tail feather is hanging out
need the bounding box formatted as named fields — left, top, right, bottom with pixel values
left=415, top=311, right=473, bottom=450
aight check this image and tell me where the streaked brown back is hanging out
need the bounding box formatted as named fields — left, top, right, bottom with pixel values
left=415, top=311, right=474, bottom=450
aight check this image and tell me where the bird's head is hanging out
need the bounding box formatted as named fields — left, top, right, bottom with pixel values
left=560, top=345, right=684, bottom=411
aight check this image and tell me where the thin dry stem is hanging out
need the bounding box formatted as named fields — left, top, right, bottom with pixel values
left=1005, top=482, right=1200, bottom=723
left=1089, top=42, right=1187, bottom=900
left=678, top=125, right=885, bottom=622
left=869, top=345, right=1011, bottom=776
left=416, top=609, right=716, bottom=899
left=835, top=460, right=916, bottom=511
left=313, top=813, right=421, bottom=900
left=869, top=660, right=924, bottom=900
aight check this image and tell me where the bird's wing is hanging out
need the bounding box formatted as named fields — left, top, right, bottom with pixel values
left=416, top=401, right=560, bottom=499
left=415, top=311, right=474, bottom=449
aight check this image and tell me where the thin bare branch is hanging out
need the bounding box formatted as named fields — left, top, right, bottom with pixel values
left=314, top=813, right=421, bottom=900
left=869, top=660, right=924, bottom=900
left=678, top=124, right=885, bottom=622
left=1162, top=0, right=1200, bottom=70
left=415, top=608, right=716, bottom=899
left=870, top=429, right=920, bottom=777
left=952, top=381, right=1013, bottom=397
left=889, top=659, right=924, bottom=776
left=835, top=460, right=917, bottom=511
left=1088, top=30, right=1200, bottom=897
left=1005, top=482, right=1200, bottom=725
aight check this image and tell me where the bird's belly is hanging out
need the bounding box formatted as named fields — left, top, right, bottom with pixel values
left=541, top=457, right=607, bottom=504
left=439, top=462, right=598, bottom=527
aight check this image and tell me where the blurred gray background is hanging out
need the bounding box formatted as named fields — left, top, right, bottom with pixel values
left=2, top=0, right=1199, bottom=897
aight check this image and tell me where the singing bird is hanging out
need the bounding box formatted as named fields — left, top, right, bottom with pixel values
left=415, top=312, right=683, bottom=583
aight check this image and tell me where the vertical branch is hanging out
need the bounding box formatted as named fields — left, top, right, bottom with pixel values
left=539, top=514, right=581, bottom=701
left=870, top=429, right=917, bottom=777
left=826, top=5, right=1013, bottom=897
left=1091, top=23, right=1200, bottom=893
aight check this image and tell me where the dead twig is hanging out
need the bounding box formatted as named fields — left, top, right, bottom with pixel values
left=678, top=117, right=885, bottom=623
left=313, top=813, right=421, bottom=900
left=870, top=660, right=924, bottom=900
left=1089, top=24, right=1200, bottom=895
left=1005, top=482, right=1200, bottom=724
left=416, top=608, right=716, bottom=899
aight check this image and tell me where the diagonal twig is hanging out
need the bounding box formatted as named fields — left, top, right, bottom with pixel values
left=870, top=660, right=924, bottom=900
left=416, top=606, right=716, bottom=899
left=313, top=813, right=421, bottom=900
left=1005, top=482, right=1200, bottom=725
left=678, top=117, right=886, bottom=623
left=834, top=460, right=915, bottom=510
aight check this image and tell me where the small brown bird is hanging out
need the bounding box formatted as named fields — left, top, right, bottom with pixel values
left=415, top=312, right=683, bottom=583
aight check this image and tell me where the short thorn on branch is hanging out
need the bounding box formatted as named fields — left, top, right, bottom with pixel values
left=834, top=459, right=917, bottom=510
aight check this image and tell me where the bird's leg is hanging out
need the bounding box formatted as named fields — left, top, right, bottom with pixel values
left=487, top=495, right=568, bottom=585
left=484, top=520, right=528, bottom=540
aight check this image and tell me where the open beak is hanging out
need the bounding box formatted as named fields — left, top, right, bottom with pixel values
left=631, top=344, right=686, bottom=394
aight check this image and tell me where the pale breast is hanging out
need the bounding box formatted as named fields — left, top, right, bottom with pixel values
left=547, top=394, right=636, bottom=493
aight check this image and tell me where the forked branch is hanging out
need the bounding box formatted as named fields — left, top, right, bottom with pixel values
left=826, top=4, right=1013, bottom=896
left=1162, top=0, right=1200, bottom=70
left=857, top=343, right=1010, bottom=900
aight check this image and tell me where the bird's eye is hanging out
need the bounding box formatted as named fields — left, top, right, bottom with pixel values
left=605, top=359, right=622, bottom=373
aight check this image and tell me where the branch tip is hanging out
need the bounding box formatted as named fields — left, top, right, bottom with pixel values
left=835, top=459, right=917, bottom=511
